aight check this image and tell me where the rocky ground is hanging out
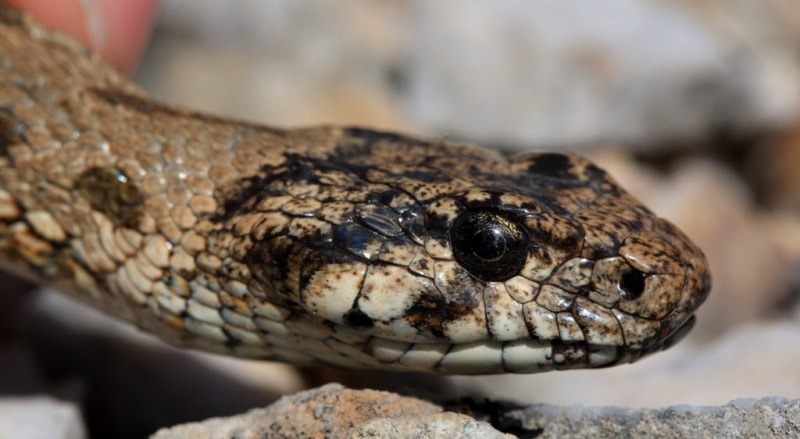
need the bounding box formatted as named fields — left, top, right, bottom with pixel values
left=2, top=1, right=800, bottom=437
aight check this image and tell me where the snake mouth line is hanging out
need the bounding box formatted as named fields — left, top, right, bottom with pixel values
left=649, top=315, right=696, bottom=354
left=343, top=315, right=698, bottom=375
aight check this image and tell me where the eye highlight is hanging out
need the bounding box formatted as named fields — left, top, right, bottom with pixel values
left=450, top=209, right=528, bottom=282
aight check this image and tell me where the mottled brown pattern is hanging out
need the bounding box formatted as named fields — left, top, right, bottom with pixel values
left=0, top=5, right=710, bottom=374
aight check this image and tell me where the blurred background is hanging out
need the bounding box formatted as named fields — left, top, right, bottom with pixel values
left=7, top=0, right=800, bottom=437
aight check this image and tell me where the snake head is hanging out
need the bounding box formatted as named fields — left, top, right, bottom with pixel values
left=243, top=130, right=710, bottom=374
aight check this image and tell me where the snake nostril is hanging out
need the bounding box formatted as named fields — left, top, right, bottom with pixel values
left=618, top=269, right=646, bottom=300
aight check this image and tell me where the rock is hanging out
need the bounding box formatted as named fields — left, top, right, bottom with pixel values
left=151, top=384, right=800, bottom=438
left=0, top=396, right=86, bottom=439
left=349, top=412, right=513, bottom=439
left=501, top=397, right=800, bottom=438
left=149, top=383, right=509, bottom=439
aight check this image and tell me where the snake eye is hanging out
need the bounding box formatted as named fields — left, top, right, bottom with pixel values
left=450, top=209, right=528, bottom=282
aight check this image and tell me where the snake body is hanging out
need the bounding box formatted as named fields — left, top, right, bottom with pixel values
left=0, top=7, right=710, bottom=374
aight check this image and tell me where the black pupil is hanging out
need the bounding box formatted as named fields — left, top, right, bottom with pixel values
left=450, top=209, right=528, bottom=282
left=474, top=228, right=506, bottom=261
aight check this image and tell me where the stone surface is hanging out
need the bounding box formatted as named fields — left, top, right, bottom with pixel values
left=501, top=397, right=800, bottom=438
left=151, top=384, right=800, bottom=438
left=149, top=383, right=494, bottom=439
left=0, top=397, right=86, bottom=439
left=348, top=412, right=513, bottom=439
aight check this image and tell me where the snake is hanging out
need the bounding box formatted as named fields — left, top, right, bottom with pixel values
left=0, top=6, right=710, bottom=374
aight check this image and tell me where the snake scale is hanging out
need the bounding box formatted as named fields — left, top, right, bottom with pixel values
left=0, top=6, right=709, bottom=374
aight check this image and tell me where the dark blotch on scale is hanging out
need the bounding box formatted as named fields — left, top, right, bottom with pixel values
left=523, top=152, right=608, bottom=184
left=525, top=153, right=576, bottom=179
left=344, top=308, right=375, bottom=329
left=79, top=166, right=144, bottom=228
left=404, top=294, right=447, bottom=339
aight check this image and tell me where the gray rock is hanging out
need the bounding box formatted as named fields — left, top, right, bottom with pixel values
left=348, top=412, right=514, bottom=439
left=0, top=397, right=86, bottom=439
left=150, top=383, right=513, bottom=438
left=501, top=397, right=800, bottom=438
left=151, top=384, right=800, bottom=438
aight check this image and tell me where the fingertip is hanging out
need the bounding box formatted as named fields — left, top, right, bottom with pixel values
left=93, top=0, right=160, bottom=74
left=6, top=0, right=160, bottom=74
